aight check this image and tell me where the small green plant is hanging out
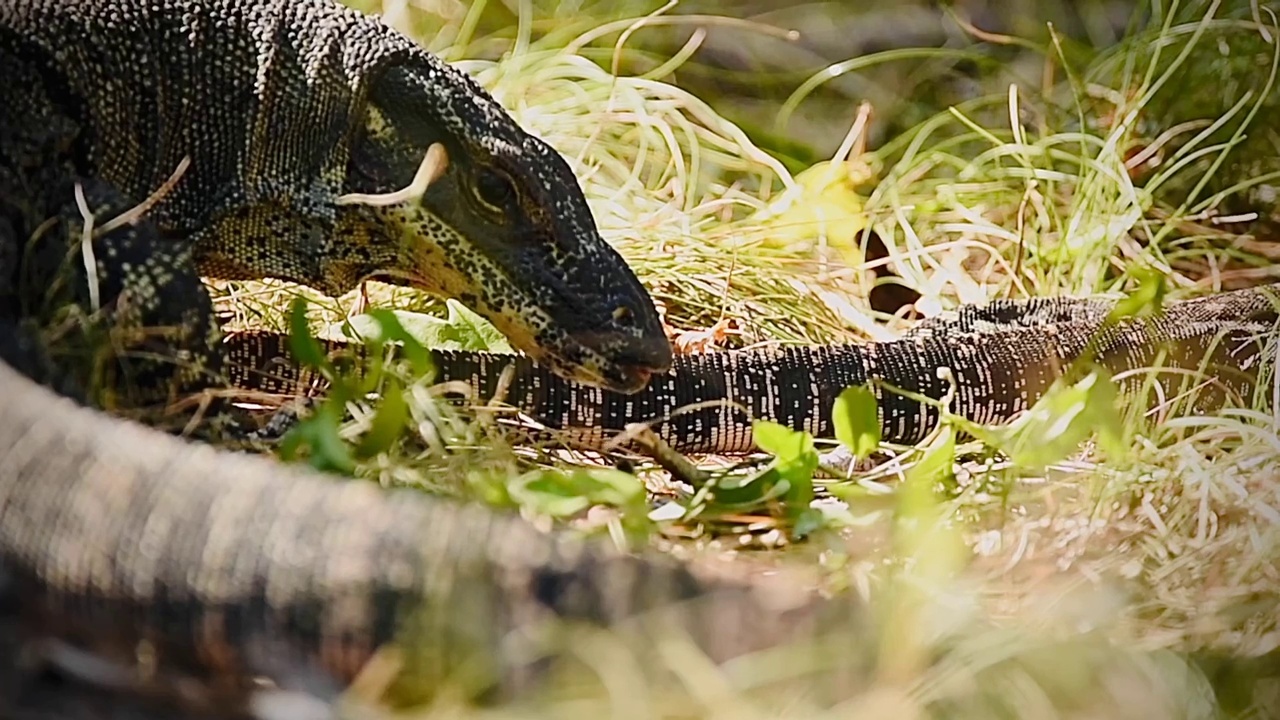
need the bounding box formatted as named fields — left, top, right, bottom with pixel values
left=278, top=297, right=437, bottom=474
left=832, top=384, right=882, bottom=459
left=338, top=300, right=514, bottom=354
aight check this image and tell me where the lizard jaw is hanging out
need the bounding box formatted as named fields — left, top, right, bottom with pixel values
left=367, top=261, right=665, bottom=394
left=545, top=347, right=657, bottom=394
left=486, top=310, right=663, bottom=394
left=355, top=200, right=670, bottom=394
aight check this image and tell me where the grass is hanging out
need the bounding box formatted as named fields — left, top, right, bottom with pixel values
left=209, top=1, right=1280, bottom=717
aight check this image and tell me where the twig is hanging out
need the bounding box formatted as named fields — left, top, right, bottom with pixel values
left=615, top=422, right=709, bottom=486
left=73, top=183, right=100, bottom=311
left=76, top=156, right=193, bottom=311
left=95, top=155, right=191, bottom=237
left=336, top=143, right=449, bottom=206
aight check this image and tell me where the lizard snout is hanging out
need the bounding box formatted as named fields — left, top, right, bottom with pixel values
left=566, top=327, right=672, bottom=394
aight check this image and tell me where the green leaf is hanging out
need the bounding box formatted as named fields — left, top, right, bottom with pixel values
left=354, top=379, right=409, bottom=459
left=995, top=368, right=1123, bottom=469
left=754, top=159, right=871, bottom=253
left=710, top=468, right=792, bottom=507
left=441, top=299, right=515, bottom=352
left=278, top=405, right=355, bottom=475
left=784, top=468, right=815, bottom=515
left=462, top=469, right=516, bottom=509
left=581, top=467, right=647, bottom=507
left=287, top=297, right=329, bottom=371
left=363, top=309, right=435, bottom=380
left=752, top=420, right=818, bottom=515
left=344, top=301, right=514, bottom=354
left=508, top=467, right=646, bottom=520
left=902, top=422, right=956, bottom=498
left=1107, top=267, right=1166, bottom=323
left=753, top=420, right=807, bottom=463
left=832, top=384, right=880, bottom=459
left=510, top=474, right=592, bottom=518
left=791, top=507, right=828, bottom=539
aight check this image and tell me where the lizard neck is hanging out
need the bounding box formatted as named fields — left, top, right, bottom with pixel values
left=192, top=203, right=340, bottom=293
left=192, top=186, right=406, bottom=298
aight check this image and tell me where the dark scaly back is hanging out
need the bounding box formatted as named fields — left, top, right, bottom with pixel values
left=1, top=0, right=435, bottom=236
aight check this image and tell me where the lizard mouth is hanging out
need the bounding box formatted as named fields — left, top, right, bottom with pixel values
left=567, top=325, right=672, bottom=393
left=534, top=338, right=665, bottom=394
left=366, top=267, right=665, bottom=393
left=583, top=360, right=656, bottom=394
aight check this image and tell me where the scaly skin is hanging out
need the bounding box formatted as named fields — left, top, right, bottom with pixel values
left=225, top=284, right=1280, bottom=452
left=2, top=284, right=1275, bottom=718
left=0, top=356, right=843, bottom=716
left=1, top=1, right=1278, bottom=717
left=0, top=0, right=671, bottom=410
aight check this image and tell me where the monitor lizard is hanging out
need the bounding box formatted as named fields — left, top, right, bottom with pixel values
left=2, top=0, right=1277, bottom=717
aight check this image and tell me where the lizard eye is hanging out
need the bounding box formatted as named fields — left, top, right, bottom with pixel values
left=475, top=169, right=516, bottom=211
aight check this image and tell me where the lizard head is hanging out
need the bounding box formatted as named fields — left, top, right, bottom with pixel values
left=334, top=63, right=672, bottom=393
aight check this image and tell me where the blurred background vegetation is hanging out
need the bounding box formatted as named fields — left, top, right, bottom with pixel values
left=357, top=0, right=1278, bottom=212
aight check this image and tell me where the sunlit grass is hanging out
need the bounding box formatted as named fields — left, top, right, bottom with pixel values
left=210, top=1, right=1280, bottom=717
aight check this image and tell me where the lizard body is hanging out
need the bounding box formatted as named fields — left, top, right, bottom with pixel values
left=0, top=0, right=671, bottom=408
left=1, top=1, right=1277, bottom=717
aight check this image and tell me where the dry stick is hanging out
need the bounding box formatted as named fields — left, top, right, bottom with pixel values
left=471, top=361, right=518, bottom=433
left=72, top=183, right=100, bottom=311
left=603, top=398, right=756, bottom=486
left=831, top=101, right=872, bottom=166
left=96, top=156, right=191, bottom=237
left=75, top=156, right=193, bottom=312
left=620, top=423, right=710, bottom=487
left=336, top=143, right=449, bottom=207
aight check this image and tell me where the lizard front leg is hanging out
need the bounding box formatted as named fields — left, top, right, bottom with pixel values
left=11, top=176, right=228, bottom=429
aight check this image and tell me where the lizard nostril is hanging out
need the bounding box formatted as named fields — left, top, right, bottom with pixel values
left=612, top=306, right=634, bottom=327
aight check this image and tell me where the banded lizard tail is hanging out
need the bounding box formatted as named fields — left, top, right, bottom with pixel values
left=226, top=284, right=1280, bottom=453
